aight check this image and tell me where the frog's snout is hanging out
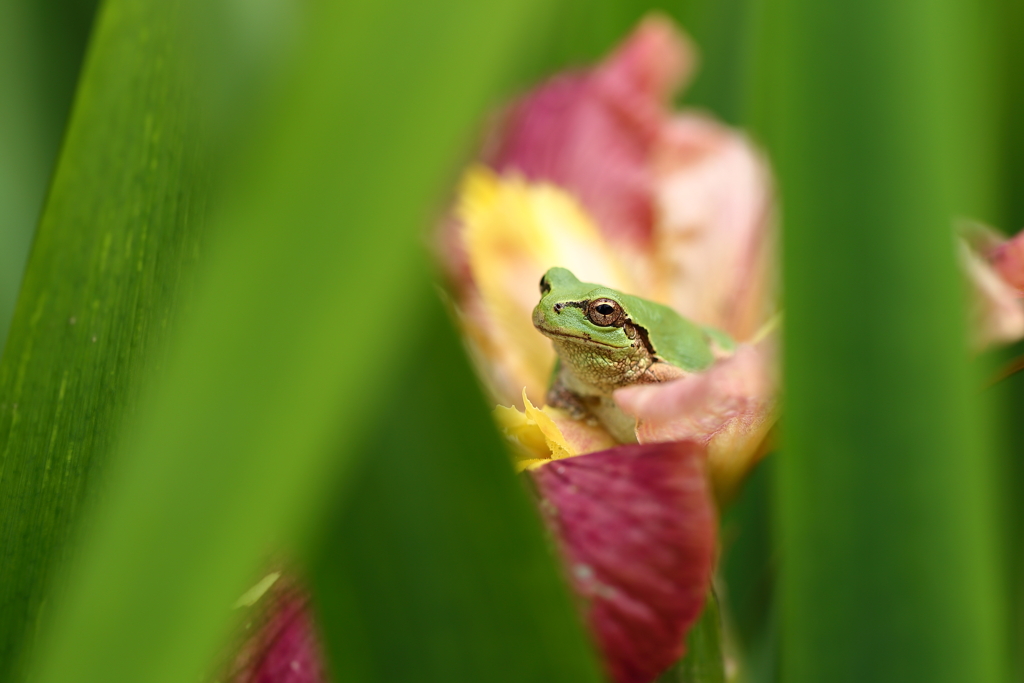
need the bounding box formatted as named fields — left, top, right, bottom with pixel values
left=532, top=304, right=544, bottom=329
left=533, top=300, right=564, bottom=330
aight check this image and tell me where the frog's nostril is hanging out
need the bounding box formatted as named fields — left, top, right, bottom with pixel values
left=554, top=303, right=563, bottom=313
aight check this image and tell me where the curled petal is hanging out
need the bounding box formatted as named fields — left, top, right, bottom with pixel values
left=484, top=14, right=694, bottom=250
left=494, top=390, right=618, bottom=470
left=456, top=168, right=636, bottom=403
left=615, top=334, right=778, bottom=502
left=530, top=441, right=717, bottom=683
left=651, top=115, right=776, bottom=340
left=960, top=223, right=1024, bottom=349
left=227, top=579, right=325, bottom=683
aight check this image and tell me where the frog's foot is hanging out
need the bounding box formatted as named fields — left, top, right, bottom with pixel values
left=546, top=381, right=593, bottom=422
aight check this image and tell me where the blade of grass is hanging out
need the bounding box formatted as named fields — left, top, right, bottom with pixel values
left=765, top=0, right=1006, bottom=682
left=20, top=1, right=597, bottom=683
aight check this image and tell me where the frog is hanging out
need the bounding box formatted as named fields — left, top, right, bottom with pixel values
left=532, top=266, right=733, bottom=443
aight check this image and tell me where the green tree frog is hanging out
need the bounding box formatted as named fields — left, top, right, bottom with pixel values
left=533, top=267, right=733, bottom=443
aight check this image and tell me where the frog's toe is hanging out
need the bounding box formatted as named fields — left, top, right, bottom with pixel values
left=546, top=384, right=590, bottom=420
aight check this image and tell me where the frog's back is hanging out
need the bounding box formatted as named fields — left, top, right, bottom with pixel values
left=618, top=293, right=718, bottom=371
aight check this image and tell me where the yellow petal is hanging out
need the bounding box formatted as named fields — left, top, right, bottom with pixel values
left=494, top=389, right=618, bottom=472
left=458, top=166, right=636, bottom=405
left=522, top=389, right=574, bottom=461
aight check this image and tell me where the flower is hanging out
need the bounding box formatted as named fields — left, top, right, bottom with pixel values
left=440, top=14, right=778, bottom=683
left=533, top=440, right=716, bottom=683
left=442, top=13, right=778, bottom=498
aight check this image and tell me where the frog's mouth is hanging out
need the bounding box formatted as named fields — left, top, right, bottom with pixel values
left=533, top=324, right=626, bottom=349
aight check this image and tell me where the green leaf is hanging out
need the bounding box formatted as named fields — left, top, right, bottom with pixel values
left=0, top=1, right=211, bottom=677
left=763, top=0, right=1007, bottom=681
left=310, top=299, right=603, bottom=683
left=13, top=1, right=601, bottom=683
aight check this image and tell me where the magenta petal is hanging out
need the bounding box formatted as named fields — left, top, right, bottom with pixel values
left=530, top=441, right=716, bottom=683
left=228, top=586, right=326, bottom=683
left=484, top=15, right=693, bottom=245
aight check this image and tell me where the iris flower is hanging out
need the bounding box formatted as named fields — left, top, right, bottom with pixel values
left=440, top=15, right=777, bottom=683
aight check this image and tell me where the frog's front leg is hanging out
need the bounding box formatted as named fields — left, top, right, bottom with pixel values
left=549, top=369, right=640, bottom=442
left=546, top=370, right=592, bottom=420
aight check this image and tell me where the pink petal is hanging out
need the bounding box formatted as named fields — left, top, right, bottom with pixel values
left=960, top=223, right=1024, bottom=349
left=651, top=115, right=776, bottom=340
left=227, top=583, right=326, bottom=683
left=530, top=441, right=717, bottom=683
left=615, top=338, right=778, bottom=502
left=483, top=14, right=694, bottom=247
left=990, top=227, right=1024, bottom=291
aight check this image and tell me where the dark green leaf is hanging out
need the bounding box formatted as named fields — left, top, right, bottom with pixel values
left=311, top=298, right=602, bottom=683
left=764, top=0, right=1007, bottom=681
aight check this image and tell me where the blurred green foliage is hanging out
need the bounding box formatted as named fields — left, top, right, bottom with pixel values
left=768, top=1, right=1006, bottom=683
left=0, top=0, right=99, bottom=353
left=993, top=3, right=1024, bottom=680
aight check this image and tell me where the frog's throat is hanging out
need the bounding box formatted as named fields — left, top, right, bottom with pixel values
left=533, top=325, right=629, bottom=350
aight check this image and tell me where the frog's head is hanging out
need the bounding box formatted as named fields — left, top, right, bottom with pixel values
left=532, top=267, right=641, bottom=351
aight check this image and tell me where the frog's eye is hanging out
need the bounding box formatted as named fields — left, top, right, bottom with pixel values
left=539, top=276, right=551, bottom=296
left=586, top=298, right=624, bottom=326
